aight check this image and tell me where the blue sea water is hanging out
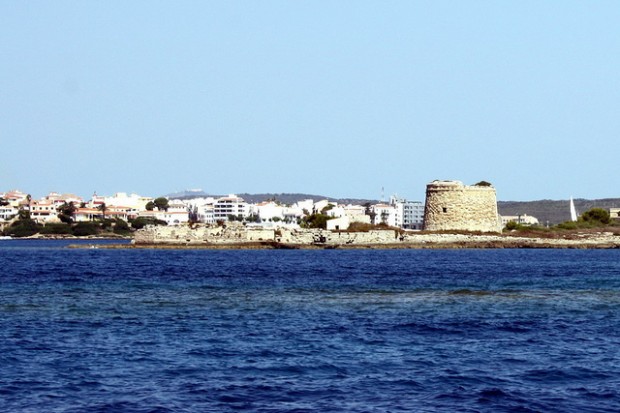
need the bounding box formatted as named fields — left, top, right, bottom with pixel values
left=1, top=240, right=620, bottom=412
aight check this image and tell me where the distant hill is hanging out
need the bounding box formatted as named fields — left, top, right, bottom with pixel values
left=237, top=193, right=380, bottom=206
left=165, top=189, right=210, bottom=198
left=498, top=198, right=620, bottom=225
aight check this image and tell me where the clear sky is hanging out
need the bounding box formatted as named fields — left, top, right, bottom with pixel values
left=2, top=1, right=619, bottom=201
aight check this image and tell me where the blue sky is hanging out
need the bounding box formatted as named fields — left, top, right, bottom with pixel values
left=1, top=1, right=619, bottom=201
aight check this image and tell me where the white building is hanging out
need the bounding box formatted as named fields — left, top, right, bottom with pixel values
left=0, top=205, right=18, bottom=222
left=294, top=199, right=315, bottom=214
left=326, top=216, right=350, bottom=231
left=29, top=199, right=61, bottom=224
left=391, top=196, right=424, bottom=230
left=1, top=190, right=29, bottom=208
left=313, top=200, right=332, bottom=214
left=255, top=201, right=286, bottom=222
left=371, top=204, right=397, bottom=227
left=500, top=214, right=540, bottom=226
left=197, top=204, right=216, bottom=224
left=137, top=209, right=189, bottom=226
left=343, top=204, right=367, bottom=218
left=213, top=195, right=249, bottom=222
left=103, top=192, right=152, bottom=210
left=183, top=197, right=217, bottom=224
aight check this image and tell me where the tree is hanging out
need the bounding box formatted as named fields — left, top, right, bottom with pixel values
left=300, top=213, right=332, bottom=229
left=145, top=201, right=155, bottom=211
left=244, top=213, right=261, bottom=223
left=187, top=206, right=199, bottom=223
left=380, top=211, right=389, bottom=224
left=364, top=202, right=377, bottom=223
left=18, top=209, right=31, bottom=220
left=153, top=197, right=169, bottom=212
left=57, top=201, right=76, bottom=224
left=580, top=208, right=611, bottom=225
left=97, top=203, right=107, bottom=219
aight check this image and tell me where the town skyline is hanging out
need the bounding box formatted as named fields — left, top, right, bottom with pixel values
left=3, top=184, right=618, bottom=205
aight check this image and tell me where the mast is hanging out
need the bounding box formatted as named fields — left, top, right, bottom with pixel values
left=570, top=197, right=578, bottom=222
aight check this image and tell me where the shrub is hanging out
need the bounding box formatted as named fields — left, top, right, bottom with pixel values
left=72, top=222, right=99, bottom=236
left=580, top=208, right=611, bottom=225
left=346, top=222, right=375, bottom=232
left=556, top=221, right=578, bottom=230
left=40, top=223, right=72, bottom=235
left=5, top=219, right=41, bottom=237
left=113, top=219, right=131, bottom=234
left=99, top=219, right=114, bottom=230
left=130, top=217, right=167, bottom=230
left=505, top=221, right=519, bottom=231
left=474, top=181, right=492, bottom=187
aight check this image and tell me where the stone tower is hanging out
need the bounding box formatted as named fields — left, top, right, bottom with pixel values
left=423, top=180, right=502, bottom=233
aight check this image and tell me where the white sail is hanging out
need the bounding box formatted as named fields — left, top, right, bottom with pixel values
left=570, top=197, right=578, bottom=222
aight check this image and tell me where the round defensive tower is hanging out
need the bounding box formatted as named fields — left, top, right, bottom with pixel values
left=423, top=180, right=502, bottom=233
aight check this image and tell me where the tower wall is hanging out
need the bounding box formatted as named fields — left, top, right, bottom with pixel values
left=423, top=180, right=502, bottom=233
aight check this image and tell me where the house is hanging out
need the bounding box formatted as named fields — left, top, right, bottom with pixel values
left=326, top=216, right=350, bottom=231
left=1, top=190, right=29, bottom=208
left=73, top=207, right=103, bottom=222
left=29, top=199, right=61, bottom=224
left=138, top=209, right=189, bottom=226
left=371, top=203, right=397, bottom=227
left=135, top=199, right=189, bottom=226
left=103, top=192, right=152, bottom=210
left=0, top=205, right=18, bottom=222
left=500, top=214, right=540, bottom=226
left=255, top=201, right=286, bottom=222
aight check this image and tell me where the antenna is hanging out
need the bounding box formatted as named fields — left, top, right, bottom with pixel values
left=381, top=187, right=384, bottom=202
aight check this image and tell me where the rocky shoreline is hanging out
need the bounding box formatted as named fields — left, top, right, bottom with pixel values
left=69, top=231, right=620, bottom=250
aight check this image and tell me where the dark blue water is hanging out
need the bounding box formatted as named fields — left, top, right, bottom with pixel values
left=1, top=240, right=620, bottom=412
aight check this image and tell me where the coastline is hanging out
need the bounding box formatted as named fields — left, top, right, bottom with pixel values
left=68, top=231, right=620, bottom=250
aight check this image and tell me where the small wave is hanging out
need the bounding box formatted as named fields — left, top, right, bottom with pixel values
left=478, top=387, right=510, bottom=399
left=448, top=289, right=494, bottom=296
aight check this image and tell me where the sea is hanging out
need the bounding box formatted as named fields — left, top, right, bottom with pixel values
left=1, top=239, right=619, bottom=412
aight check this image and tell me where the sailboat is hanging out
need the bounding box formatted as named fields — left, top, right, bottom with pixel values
left=570, top=197, right=578, bottom=222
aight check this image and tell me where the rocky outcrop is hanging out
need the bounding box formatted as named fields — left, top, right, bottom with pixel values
left=134, top=223, right=275, bottom=245
left=133, top=224, right=620, bottom=249
left=135, top=224, right=401, bottom=246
